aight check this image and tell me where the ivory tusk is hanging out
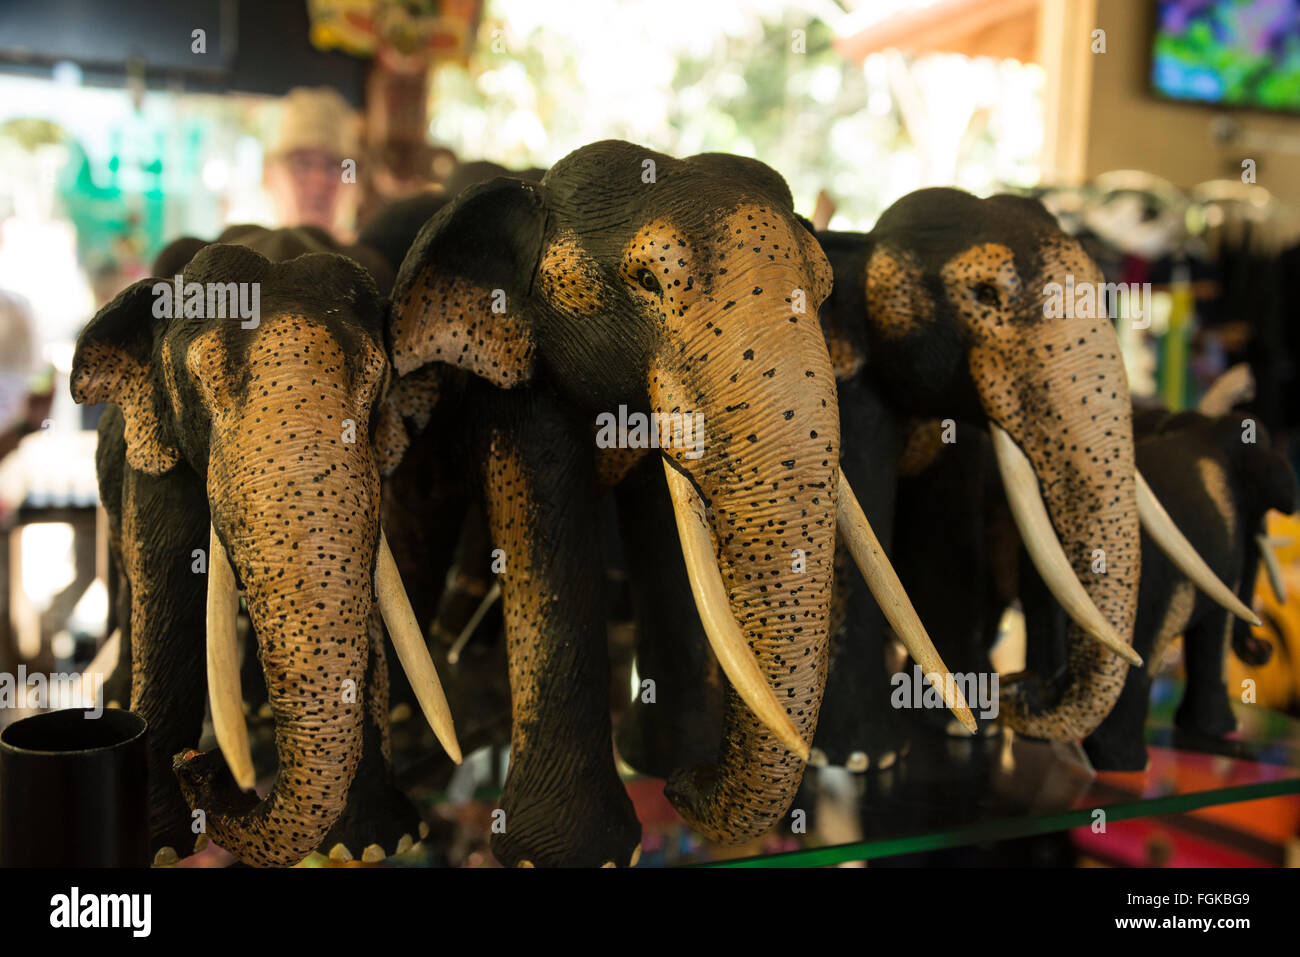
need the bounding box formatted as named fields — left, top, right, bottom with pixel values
left=662, top=460, right=811, bottom=760
left=447, top=581, right=502, bottom=666
left=990, top=426, right=1144, bottom=667
left=837, top=473, right=977, bottom=733
left=206, top=525, right=255, bottom=791
left=375, top=531, right=463, bottom=764
left=1136, top=471, right=1262, bottom=626
left=1258, top=533, right=1288, bottom=605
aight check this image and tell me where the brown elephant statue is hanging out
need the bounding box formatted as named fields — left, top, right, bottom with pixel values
left=377, top=140, right=968, bottom=866
left=72, top=228, right=459, bottom=867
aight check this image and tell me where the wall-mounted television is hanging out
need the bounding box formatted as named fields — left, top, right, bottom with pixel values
left=1151, top=0, right=1300, bottom=113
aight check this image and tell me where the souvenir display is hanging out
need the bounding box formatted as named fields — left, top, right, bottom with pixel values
left=2, top=2, right=1298, bottom=905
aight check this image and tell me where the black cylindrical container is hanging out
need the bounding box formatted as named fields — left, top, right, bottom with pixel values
left=0, top=708, right=148, bottom=866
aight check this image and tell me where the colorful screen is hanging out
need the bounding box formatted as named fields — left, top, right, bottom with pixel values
left=1152, top=0, right=1300, bottom=111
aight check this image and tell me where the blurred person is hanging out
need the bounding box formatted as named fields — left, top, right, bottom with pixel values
left=0, top=290, right=53, bottom=464
left=263, top=87, right=361, bottom=240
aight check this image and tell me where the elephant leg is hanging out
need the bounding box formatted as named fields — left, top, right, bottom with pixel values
left=1082, top=664, right=1153, bottom=771
left=1176, top=604, right=1238, bottom=737
left=613, top=453, right=722, bottom=779
left=482, top=392, right=640, bottom=868
left=319, top=610, right=422, bottom=861
left=1085, top=578, right=1194, bottom=769
left=1006, top=544, right=1070, bottom=725
left=893, top=427, right=996, bottom=737
left=816, top=547, right=907, bottom=770
left=122, top=465, right=210, bottom=861
left=814, top=378, right=906, bottom=771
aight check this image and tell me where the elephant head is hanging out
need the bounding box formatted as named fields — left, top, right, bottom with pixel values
left=819, top=188, right=1253, bottom=740
left=384, top=141, right=945, bottom=846
left=71, top=241, right=456, bottom=866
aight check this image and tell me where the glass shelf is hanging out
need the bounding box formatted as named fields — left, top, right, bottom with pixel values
left=181, top=677, right=1300, bottom=868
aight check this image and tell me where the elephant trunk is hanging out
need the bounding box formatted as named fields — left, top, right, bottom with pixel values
left=181, top=443, right=377, bottom=866
left=652, top=298, right=840, bottom=843
left=974, top=306, right=1141, bottom=740
left=172, top=321, right=389, bottom=866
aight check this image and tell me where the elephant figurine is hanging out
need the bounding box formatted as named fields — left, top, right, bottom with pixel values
left=1072, top=407, right=1298, bottom=769
left=73, top=227, right=460, bottom=867
left=888, top=401, right=1297, bottom=770
left=377, top=140, right=959, bottom=866
left=810, top=188, right=1253, bottom=765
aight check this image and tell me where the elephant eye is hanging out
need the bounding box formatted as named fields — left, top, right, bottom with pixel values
left=973, top=282, right=1000, bottom=306
left=635, top=267, right=663, bottom=296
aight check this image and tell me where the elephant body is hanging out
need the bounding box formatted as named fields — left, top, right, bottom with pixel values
left=380, top=141, right=858, bottom=866
left=812, top=188, right=1145, bottom=764
left=891, top=405, right=1298, bottom=770
left=1076, top=408, right=1298, bottom=769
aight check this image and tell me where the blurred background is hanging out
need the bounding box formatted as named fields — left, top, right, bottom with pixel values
left=1, top=0, right=1299, bottom=868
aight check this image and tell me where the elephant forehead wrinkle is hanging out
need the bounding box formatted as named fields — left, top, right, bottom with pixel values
left=187, top=314, right=384, bottom=419
left=712, top=204, right=831, bottom=297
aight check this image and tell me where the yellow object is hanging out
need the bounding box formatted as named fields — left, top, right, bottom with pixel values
left=1227, top=512, right=1300, bottom=711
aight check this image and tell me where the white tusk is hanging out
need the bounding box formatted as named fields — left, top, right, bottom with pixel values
left=1258, top=534, right=1290, bottom=605
left=1136, top=471, right=1262, bottom=626
left=990, top=425, right=1144, bottom=667
left=837, top=472, right=977, bottom=733
left=206, top=525, right=255, bottom=791
left=662, top=460, right=810, bottom=760
left=447, top=581, right=502, bottom=666
left=376, top=531, right=463, bottom=764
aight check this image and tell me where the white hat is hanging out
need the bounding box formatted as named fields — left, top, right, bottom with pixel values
left=269, top=86, right=360, bottom=161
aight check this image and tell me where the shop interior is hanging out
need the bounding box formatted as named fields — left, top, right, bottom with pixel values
left=0, top=0, right=1298, bottom=870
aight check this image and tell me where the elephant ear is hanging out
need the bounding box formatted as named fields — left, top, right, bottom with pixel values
left=71, top=279, right=180, bottom=475
left=814, top=230, right=873, bottom=380
left=151, top=236, right=210, bottom=277
left=1219, top=417, right=1300, bottom=517
left=373, top=366, right=443, bottom=477
left=388, top=177, right=548, bottom=388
